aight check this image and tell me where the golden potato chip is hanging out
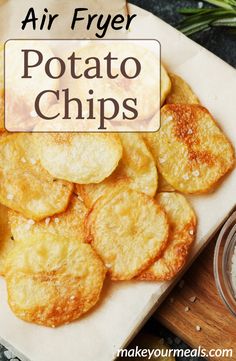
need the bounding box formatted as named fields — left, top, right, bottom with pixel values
left=9, top=194, right=87, bottom=244
left=0, top=203, right=14, bottom=276
left=118, top=133, right=158, bottom=195
left=161, top=65, right=172, bottom=105
left=5, top=41, right=59, bottom=110
left=70, top=44, right=166, bottom=121
left=76, top=175, right=129, bottom=209
left=139, top=192, right=196, bottom=281
left=5, top=236, right=106, bottom=327
left=0, top=42, right=3, bottom=90
left=144, top=104, right=235, bottom=194
left=0, top=133, right=73, bottom=220
left=35, top=133, right=122, bottom=184
left=76, top=133, right=158, bottom=208
left=166, top=73, right=200, bottom=105
left=0, top=43, right=4, bottom=131
left=0, top=89, right=4, bottom=131
left=86, top=187, right=169, bottom=280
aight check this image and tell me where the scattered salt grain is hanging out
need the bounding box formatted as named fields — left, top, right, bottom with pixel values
left=196, top=325, right=201, bottom=332
left=25, top=220, right=35, bottom=230
left=189, top=229, right=194, bottom=236
left=105, top=264, right=112, bottom=269
left=192, top=170, right=200, bottom=177
left=187, top=129, right=193, bottom=135
left=185, top=306, right=190, bottom=312
left=77, top=194, right=83, bottom=202
left=54, top=218, right=59, bottom=224
left=30, top=158, right=36, bottom=165
left=189, top=296, right=197, bottom=303
left=70, top=295, right=75, bottom=301
left=182, top=174, right=189, bottom=180
left=7, top=194, right=13, bottom=200
left=45, top=217, right=50, bottom=225
left=159, top=155, right=167, bottom=164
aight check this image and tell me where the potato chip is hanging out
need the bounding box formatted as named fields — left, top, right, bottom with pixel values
left=5, top=41, right=59, bottom=110
left=0, top=133, right=73, bottom=220
left=0, top=43, right=4, bottom=131
left=5, top=236, right=106, bottom=327
left=144, top=104, right=235, bottom=193
left=166, top=73, right=200, bottom=105
left=0, top=42, right=3, bottom=90
left=0, top=203, right=14, bottom=276
left=35, top=133, right=122, bottom=184
left=0, top=89, right=4, bottom=131
left=76, top=133, right=158, bottom=208
left=86, top=187, right=169, bottom=280
left=139, top=192, right=196, bottom=281
left=161, top=65, right=172, bottom=105
left=76, top=175, right=129, bottom=209
left=70, top=44, right=166, bottom=121
left=9, top=194, right=87, bottom=244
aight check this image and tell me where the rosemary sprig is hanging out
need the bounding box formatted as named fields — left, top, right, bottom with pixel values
left=178, top=0, right=236, bottom=36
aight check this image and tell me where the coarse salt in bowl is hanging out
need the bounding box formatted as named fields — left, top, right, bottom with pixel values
left=214, top=210, right=236, bottom=317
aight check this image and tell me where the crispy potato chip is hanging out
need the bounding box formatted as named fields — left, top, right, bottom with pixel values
left=118, top=133, right=158, bottom=195
left=86, top=187, right=169, bottom=280
left=5, top=41, right=59, bottom=111
left=0, top=44, right=4, bottom=131
left=70, top=44, right=164, bottom=121
left=9, top=194, right=87, bottom=244
left=0, top=203, right=14, bottom=276
left=0, top=42, right=3, bottom=90
left=5, top=236, right=106, bottom=327
left=76, top=133, right=158, bottom=208
left=76, top=176, right=129, bottom=209
left=0, top=89, right=4, bottom=131
left=144, top=104, right=235, bottom=193
left=166, top=73, right=200, bottom=105
left=35, top=133, right=122, bottom=184
left=0, top=133, right=73, bottom=220
left=139, top=192, right=196, bottom=281
left=161, top=65, right=171, bottom=105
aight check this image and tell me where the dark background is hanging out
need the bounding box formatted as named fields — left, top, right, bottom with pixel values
left=1, top=1, right=235, bottom=361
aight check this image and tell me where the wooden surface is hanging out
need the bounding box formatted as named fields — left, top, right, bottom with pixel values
left=155, top=239, right=236, bottom=360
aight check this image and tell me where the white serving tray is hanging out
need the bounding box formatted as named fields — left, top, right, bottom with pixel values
left=0, top=4, right=236, bottom=361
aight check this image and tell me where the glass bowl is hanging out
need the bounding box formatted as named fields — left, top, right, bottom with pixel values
left=214, top=210, right=236, bottom=317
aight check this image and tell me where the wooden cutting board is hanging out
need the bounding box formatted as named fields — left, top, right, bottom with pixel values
left=155, top=238, right=236, bottom=360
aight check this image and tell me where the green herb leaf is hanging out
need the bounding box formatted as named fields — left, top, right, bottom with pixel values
left=178, top=0, right=236, bottom=35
